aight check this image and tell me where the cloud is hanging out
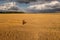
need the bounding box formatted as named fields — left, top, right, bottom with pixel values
left=0, top=2, right=27, bottom=12
left=26, top=1, right=60, bottom=12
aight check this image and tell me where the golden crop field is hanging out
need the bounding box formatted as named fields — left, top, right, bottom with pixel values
left=0, top=13, right=60, bottom=40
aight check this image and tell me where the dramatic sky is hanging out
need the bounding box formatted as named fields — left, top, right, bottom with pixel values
left=0, top=0, right=60, bottom=13
left=0, top=0, right=60, bottom=1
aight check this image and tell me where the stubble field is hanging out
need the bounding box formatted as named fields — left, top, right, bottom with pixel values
left=0, top=13, right=60, bottom=40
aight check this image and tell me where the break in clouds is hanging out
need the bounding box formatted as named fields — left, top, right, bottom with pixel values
left=0, top=0, right=60, bottom=13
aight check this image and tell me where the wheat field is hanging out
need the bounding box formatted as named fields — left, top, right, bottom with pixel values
left=0, top=13, right=60, bottom=40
